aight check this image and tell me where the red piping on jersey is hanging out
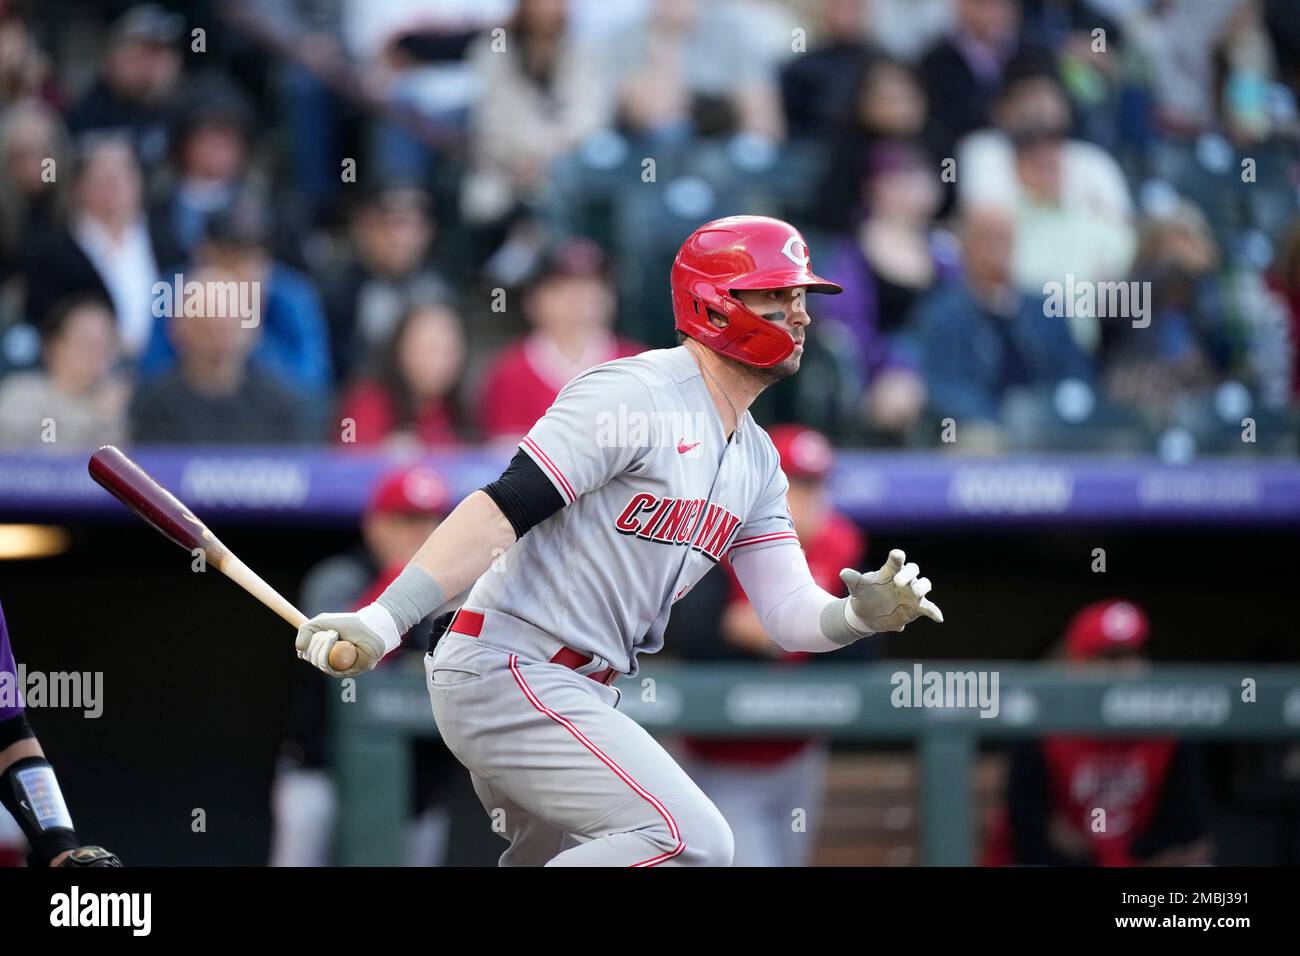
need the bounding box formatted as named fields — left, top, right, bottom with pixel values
left=521, top=437, right=577, bottom=503
left=507, top=654, right=686, bottom=867
left=727, top=531, right=800, bottom=554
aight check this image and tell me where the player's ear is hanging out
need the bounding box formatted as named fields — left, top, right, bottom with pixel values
left=706, top=309, right=729, bottom=329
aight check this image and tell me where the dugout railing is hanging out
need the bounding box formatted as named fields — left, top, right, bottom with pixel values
left=330, top=661, right=1300, bottom=866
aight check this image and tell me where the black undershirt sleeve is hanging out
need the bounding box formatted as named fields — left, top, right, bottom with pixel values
left=482, top=449, right=567, bottom=539
left=0, top=711, right=34, bottom=750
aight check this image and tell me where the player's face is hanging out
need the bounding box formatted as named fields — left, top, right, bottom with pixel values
left=734, top=286, right=810, bottom=380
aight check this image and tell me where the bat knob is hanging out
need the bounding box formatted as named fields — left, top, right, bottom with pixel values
left=328, top=641, right=358, bottom=672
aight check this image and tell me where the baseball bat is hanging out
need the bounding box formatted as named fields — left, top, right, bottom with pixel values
left=87, top=445, right=358, bottom=671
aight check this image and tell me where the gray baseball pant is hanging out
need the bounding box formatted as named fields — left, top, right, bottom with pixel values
left=425, top=631, right=734, bottom=866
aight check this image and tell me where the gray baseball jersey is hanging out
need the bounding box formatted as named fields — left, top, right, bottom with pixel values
left=463, top=345, right=796, bottom=676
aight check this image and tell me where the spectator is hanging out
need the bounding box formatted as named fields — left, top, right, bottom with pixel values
left=349, top=0, right=511, bottom=183
left=1267, top=219, right=1300, bottom=403
left=337, top=301, right=467, bottom=449
left=461, top=0, right=610, bottom=226
left=272, top=463, right=454, bottom=867
left=779, top=0, right=877, bottom=141
left=1101, top=199, right=1233, bottom=422
left=871, top=0, right=953, bottom=61
left=150, top=81, right=257, bottom=260
left=320, top=183, right=450, bottom=384
left=957, top=67, right=1137, bottom=350
left=63, top=4, right=183, bottom=172
left=0, top=294, right=127, bottom=449
left=608, top=0, right=785, bottom=144
left=257, top=0, right=351, bottom=219
left=0, top=4, right=55, bottom=109
left=812, top=56, right=931, bottom=233
left=823, top=144, right=947, bottom=438
left=983, top=599, right=1214, bottom=866
left=128, top=266, right=312, bottom=444
left=139, top=200, right=333, bottom=401
left=675, top=426, right=871, bottom=867
left=1265, top=0, right=1300, bottom=100
left=22, top=135, right=178, bottom=357
left=1019, top=0, right=1125, bottom=147
left=913, top=206, right=1093, bottom=433
left=478, top=238, right=643, bottom=440
left=919, top=0, right=1027, bottom=157
left=1137, top=0, right=1277, bottom=142
left=0, top=100, right=68, bottom=278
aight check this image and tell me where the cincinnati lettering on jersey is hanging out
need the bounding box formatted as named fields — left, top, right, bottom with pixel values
left=613, top=493, right=742, bottom=562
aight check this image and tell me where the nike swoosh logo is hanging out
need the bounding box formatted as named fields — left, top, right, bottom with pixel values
left=677, top=440, right=700, bottom=454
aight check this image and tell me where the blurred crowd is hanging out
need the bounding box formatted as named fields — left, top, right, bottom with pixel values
left=0, top=0, right=1298, bottom=456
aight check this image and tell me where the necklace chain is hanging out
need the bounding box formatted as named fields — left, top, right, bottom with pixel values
left=689, top=342, right=739, bottom=436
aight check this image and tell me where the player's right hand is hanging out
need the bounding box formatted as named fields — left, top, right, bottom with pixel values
left=295, top=604, right=398, bottom=677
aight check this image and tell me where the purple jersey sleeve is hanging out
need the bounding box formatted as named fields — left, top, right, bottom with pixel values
left=0, top=602, right=22, bottom=724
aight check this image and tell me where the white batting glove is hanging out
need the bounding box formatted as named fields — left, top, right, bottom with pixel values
left=841, top=549, right=944, bottom=634
left=294, top=604, right=399, bottom=677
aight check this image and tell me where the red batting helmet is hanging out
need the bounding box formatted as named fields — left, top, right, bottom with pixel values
left=671, top=216, right=842, bottom=368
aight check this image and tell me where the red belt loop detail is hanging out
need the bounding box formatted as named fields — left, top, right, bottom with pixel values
left=449, top=609, right=485, bottom=638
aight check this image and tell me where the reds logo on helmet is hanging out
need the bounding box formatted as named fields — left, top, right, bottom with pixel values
left=780, top=236, right=810, bottom=266
left=670, top=216, right=842, bottom=368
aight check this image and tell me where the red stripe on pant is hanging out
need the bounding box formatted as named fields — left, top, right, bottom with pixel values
left=507, top=654, right=685, bottom=866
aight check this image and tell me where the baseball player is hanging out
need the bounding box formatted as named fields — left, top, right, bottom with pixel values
left=0, top=599, right=120, bottom=867
left=296, top=215, right=943, bottom=866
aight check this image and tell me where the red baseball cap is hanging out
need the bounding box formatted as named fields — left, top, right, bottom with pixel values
left=366, top=464, right=450, bottom=518
left=1064, top=599, right=1149, bottom=661
left=769, top=424, right=834, bottom=481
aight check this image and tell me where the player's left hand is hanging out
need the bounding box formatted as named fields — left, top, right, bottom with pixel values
left=55, top=846, right=122, bottom=867
left=840, top=549, right=943, bottom=634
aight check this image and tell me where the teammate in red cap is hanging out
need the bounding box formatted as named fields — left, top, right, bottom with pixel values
left=676, top=425, right=869, bottom=866
left=982, top=599, right=1213, bottom=867
left=272, top=464, right=452, bottom=866
left=1063, top=599, right=1150, bottom=662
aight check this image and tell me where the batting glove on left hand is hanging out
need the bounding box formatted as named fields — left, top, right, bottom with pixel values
left=295, top=604, right=398, bottom=677
left=841, top=549, right=943, bottom=634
